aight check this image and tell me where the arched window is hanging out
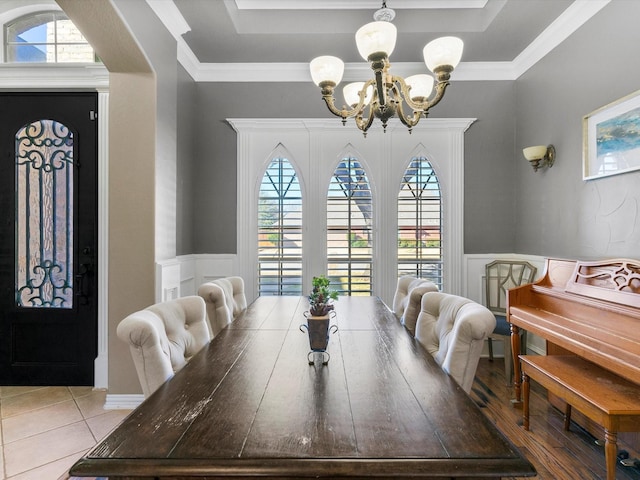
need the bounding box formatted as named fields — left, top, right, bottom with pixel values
left=397, top=156, right=443, bottom=289
left=258, top=153, right=302, bottom=295
left=5, top=11, right=96, bottom=63
left=327, top=155, right=372, bottom=296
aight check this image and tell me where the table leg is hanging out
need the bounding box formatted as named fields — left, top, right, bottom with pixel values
left=523, top=372, right=530, bottom=431
left=604, top=429, right=617, bottom=480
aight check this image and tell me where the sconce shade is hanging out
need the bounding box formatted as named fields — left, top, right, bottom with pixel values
left=523, top=144, right=555, bottom=172
left=423, top=36, right=464, bottom=72
left=523, top=145, right=548, bottom=161
left=343, top=82, right=373, bottom=107
left=355, top=21, right=397, bottom=60
left=405, top=74, right=435, bottom=100
left=310, top=56, right=345, bottom=86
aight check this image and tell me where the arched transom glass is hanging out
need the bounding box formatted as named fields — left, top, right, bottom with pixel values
left=5, top=11, right=96, bottom=63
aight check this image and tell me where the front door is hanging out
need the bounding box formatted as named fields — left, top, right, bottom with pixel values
left=0, top=93, right=98, bottom=385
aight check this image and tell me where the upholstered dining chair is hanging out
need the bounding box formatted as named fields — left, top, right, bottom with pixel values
left=392, top=276, right=439, bottom=335
left=116, top=295, right=211, bottom=398
left=414, top=292, right=496, bottom=393
left=484, top=260, right=537, bottom=384
left=197, top=276, right=247, bottom=337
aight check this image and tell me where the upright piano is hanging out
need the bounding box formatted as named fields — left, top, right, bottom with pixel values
left=507, top=258, right=640, bottom=462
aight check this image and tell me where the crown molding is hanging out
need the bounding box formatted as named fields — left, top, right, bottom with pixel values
left=511, top=0, right=610, bottom=78
left=173, top=0, right=610, bottom=83
left=233, top=0, right=488, bottom=10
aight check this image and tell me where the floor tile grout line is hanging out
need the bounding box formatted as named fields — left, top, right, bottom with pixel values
left=0, top=387, right=77, bottom=420
left=0, top=386, right=100, bottom=480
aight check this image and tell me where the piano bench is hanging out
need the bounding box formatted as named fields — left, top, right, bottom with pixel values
left=519, top=354, right=640, bottom=480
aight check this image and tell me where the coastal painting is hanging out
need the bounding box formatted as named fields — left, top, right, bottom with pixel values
left=583, top=90, right=640, bottom=180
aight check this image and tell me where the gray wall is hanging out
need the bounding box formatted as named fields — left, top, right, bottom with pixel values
left=189, top=1, right=640, bottom=262
left=177, top=64, right=196, bottom=255
left=515, top=0, right=640, bottom=259
left=191, top=80, right=517, bottom=255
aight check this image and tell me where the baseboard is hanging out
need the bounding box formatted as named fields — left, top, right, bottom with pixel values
left=104, top=393, right=144, bottom=410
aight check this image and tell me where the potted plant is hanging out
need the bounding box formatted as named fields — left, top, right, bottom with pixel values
left=302, top=275, right=339, bottom=357
left=308, top=275, right=339, bottom=316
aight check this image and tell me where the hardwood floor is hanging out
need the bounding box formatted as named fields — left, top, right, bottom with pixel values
left=472, top=357, right=640, bottom=480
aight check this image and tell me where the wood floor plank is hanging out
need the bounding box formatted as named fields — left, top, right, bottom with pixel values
left=473, top=358, right=640, bottom=480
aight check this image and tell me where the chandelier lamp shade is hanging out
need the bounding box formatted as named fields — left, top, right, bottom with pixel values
left=309, top=2, right=464, bottom=135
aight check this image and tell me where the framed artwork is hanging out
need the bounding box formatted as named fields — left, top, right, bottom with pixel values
left=583, top=89, right=640, bottom=180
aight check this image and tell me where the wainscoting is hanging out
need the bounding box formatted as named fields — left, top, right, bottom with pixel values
left=155, top=252, right=547, bottom=358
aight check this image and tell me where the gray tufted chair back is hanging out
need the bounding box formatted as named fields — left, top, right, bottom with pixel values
left=415, top=292, right=495, bottom=393
left=117, top=295, right=210, bottom=398
left=197, top=276, right=247, bottom=337
left=392, top=276, right=439, bottom=334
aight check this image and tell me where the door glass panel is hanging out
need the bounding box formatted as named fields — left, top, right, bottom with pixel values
left=15, top=120, right=74, bottom=308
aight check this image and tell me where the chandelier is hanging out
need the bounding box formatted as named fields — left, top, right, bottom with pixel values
left=309, top=2, right=464, bottom=136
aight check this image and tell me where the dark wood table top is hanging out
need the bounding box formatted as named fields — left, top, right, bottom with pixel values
left=70, top=296, right=535, bottom=479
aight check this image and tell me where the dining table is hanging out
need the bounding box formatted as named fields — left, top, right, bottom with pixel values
left=70, top=295, right=536, bottom=479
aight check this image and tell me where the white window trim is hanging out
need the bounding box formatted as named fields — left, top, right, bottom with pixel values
left=229, top=117, right=475, bottom=305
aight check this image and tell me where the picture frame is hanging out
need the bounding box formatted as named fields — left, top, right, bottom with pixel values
left=583, top=89, right=640, bottom=180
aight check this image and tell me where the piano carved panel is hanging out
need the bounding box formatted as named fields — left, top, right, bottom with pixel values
left=566, top=259, right=640, bottom=308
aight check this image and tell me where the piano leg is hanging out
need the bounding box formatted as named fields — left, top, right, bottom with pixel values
left=563, top=404, right=572, bottom=431
left=511, top=324, right=523, bottom=406
left=604, top=429, right=618, bottom=480
left=522, top=372, right=530, bottom=430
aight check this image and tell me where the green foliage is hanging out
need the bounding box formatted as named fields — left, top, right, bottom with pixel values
left=308, top=275, right=339, bottom=316
left=398, top=239, right=440, bottom=248
left=350, top=232, right=369, bottom=248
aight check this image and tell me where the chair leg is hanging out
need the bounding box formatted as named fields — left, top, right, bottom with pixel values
left=503, top=337, right=513, bottom=385
left=488, top=337, right=494, bottom=361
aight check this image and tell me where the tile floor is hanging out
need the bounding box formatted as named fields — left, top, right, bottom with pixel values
left=0, top=386, right=132, bottom=480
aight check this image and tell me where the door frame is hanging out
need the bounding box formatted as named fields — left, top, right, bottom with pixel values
left=0, top=65, right=110, bottom=388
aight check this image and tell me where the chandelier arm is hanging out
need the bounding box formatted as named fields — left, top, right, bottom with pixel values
left=391, top=77, right=428, bottom=125
left=350, top=79, right=377, bottom=114
left=319, top=86, right=359, bottom=119
left=391, top=75, right=426, bottom=112
left=390, top=82, right=422, bottom=129
left=422, top=79, right=450, bottom=111
left=354, top=102, right=376, bottom=133
left=395, top=101, right=422, bottom=129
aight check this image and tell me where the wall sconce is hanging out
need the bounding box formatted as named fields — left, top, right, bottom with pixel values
left=523, top=145, right=555, bottom=172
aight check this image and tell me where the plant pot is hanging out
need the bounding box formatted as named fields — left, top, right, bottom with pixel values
left=300, top=311, right=338, bottom=363
left=306, top=314, right=331, bottom=351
